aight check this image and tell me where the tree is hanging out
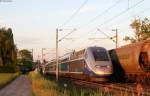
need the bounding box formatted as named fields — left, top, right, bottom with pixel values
left=124, top=18, right=150, bottom=43
left=17, top=49, right=33, bottom=72
left=0, top=27, right=17, bottom=72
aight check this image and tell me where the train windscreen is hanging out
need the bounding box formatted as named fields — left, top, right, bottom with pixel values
left=92, top=49, right=109, bottom=61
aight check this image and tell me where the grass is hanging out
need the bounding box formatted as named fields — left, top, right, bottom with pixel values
left=0, top=73, right=19, bottom=89
left=29, top=72, right=113, bottom=96
left=30, top=72, right=60, bottom=96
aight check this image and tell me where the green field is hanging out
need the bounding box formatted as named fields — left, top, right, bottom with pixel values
left=0, top=73, right=19, bottom=89
left=30, top=72, right=113, bottom=96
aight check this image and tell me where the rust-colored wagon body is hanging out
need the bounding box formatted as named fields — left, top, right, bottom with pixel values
left=109, top=40, right=150, bottom=82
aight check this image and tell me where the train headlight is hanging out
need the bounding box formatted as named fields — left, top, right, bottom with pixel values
left=95, top=71, right=112, bottom=75
left=94, top=71, right=104, bottom=75
left=95, top=65, right=100, bottom=68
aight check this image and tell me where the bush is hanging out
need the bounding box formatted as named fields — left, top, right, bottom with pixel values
left=0, top=73, right=19, bottom=89
left=0, top=66, right=16, bottom=73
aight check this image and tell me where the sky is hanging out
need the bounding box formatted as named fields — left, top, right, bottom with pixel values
left=0, top=0, right=150, bottom=61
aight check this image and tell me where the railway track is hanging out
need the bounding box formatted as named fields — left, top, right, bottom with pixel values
left=68, top=79, right=150, bottom=96
left=45, top=75, right=150, bottom=95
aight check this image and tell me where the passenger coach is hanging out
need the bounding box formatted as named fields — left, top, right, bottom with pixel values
left=43, top=46, right=113, bottom=82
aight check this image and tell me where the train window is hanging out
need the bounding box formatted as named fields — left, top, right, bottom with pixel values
left=75, top=68, right=82, bottom=72
left=60, top=63, right=68, bottom=71
left=93, top=49, right=109, bottom=61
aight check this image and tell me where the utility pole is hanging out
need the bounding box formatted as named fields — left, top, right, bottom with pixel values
left=31, top=48, right=33, bottom=60
left=56, top=28, right=59, bottom=82
left=55, top=28, right=75, bottom=81
left=37, top=55, right=40, bottom=71
left=42, top=48, right=43, bottom=62
left=41, top=48, right=45, bottom=63
left=96, top=28, right=117, bottom=48
left=112, top=29, right=118, bottom=48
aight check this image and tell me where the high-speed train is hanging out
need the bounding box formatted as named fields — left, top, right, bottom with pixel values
left=43, top=46, right=113, bottom=82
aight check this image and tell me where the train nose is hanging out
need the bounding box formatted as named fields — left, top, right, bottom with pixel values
left=95, top=65, right=100, bottom=68
left=94, top=65, right=112, bottom=75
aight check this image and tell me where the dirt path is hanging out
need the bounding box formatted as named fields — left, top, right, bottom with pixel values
left=0, top=75, right=31, bottom=96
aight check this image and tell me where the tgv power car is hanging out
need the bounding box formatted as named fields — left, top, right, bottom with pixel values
left=43, top=46, right=113, bottom=82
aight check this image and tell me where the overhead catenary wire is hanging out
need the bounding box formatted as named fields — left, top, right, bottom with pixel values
left=85, top=0, right=145, bottom=38
left=103, top=6, right=150, bottom=30
left=78, top=0, right=123, bottom=29
left=59, top=0, right=145, bottom=54
left=74, top=0, right=145, bottom=48
left=58, top=0, right=122, bottom=44
left=97, top=29, right=116, bottom=43
left=99, top=0, right=148, bottom=38
left=96, top=5, right=150, bottom=41
left=58, top=29, right=76, bottom=42
left=109, top=6, right=150, bottom=32
left=59, top=0, right=89, bottom=28
left=59, top=0, right=122, bottom=48
left=58, top=0, right=123, bottom=49
left=58, top=0, right=89, bottom=49
left=98, top=0, right=144, bottom=28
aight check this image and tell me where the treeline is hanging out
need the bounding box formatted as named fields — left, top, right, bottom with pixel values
left=17, top=49, right=35, bottom=73
left=0, top=27, right=35, bottom=73
left=0, top=27, right=17, bottom=72
left=124, top=17, right=150, bottom=43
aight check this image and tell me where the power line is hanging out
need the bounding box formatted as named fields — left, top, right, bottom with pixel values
left=59, top=0, right=89, bottom=28
left=105, top=6, right=150, bottom=28
left=98, top=0, right=144, bottom=27
left=78, top=0, right=123, bottom=29
left=63, top=0, right=123, bottom=45
left=99, top=0, right=149, bottom=36
left=130, top=6, right=150, bottom=18
left=109, top=6, right=150, bottom=31
left=58, top=0, right=122, bottom=48
left=59, top=0, right=145, bottom=50
left=76, top=0, right=145, bottom=48
left=97, top=28, right=115, bottom=42
left=70, top=28, right=96, bottom=48
left=59, top=28, right=92, bottom=50
left=84, top=0, right=145, bottom=39
left=57, top=0, right=89, bottom=47
left=58, top=29, right=76, bottom=42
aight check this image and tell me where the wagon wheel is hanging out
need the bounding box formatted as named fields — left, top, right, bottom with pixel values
left=145, top=74, right=150, bottom=85
left=136, top=75, right=145, bottom=85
